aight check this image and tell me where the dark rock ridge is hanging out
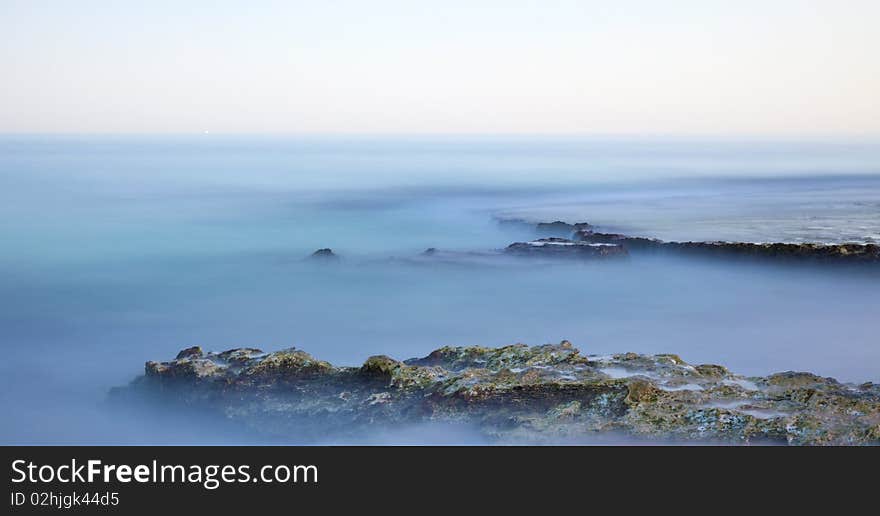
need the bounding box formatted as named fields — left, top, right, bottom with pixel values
left=504, top=238, right=628, bottom=259
left=573, top=227, right=880, bottom=263
left=491, top=217, right=880, bottom=263
left=574, top=229, right=665, bottom=250
left=660, top=241, right=880, bottom=262
left=110, top=342, right=880, bottom=445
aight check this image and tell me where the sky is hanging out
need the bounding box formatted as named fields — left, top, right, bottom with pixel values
left=1, top=0, right=878, bottom=136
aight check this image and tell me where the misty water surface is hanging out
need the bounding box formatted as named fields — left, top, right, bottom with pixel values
left=1, top=136, right=878, bottom=444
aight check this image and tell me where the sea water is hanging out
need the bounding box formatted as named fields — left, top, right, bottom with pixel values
left=1, top=135, right=878, bottom=443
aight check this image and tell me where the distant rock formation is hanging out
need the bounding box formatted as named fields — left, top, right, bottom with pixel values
left=308, top=248, right=339, bottom=261
left=573, top=227, right=880, bottom=263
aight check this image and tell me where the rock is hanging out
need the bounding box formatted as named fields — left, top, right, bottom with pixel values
left=504, top=238, right=628, bottom=259
left=571, top=227, right=880, bottom=263
left=695, top=364, right=729, bottom=378
left=494, top=219, right=879, bottom=264
left=111, top=341, right=880, bottom=445
left=217, top=348, right=264, bottom=363
left=360, top=355, right=403, bottom=378
left=242, top=348, right=334, bottom=379
left=309, top=248, right=339, bottom=260
left=144, top=357, right=222, bottom=380
left=661, top=241, right=880, bottom=263
left=175, top=346, right=203, bottom=360
left=624, top=380, right=660, bottom=405
left=574, top=229, right=664, bottom=250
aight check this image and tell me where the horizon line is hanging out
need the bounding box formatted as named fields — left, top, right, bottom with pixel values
left=2, top=131, right=880, bottom=143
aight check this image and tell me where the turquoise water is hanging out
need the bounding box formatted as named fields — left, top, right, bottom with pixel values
left=1, top=136, right=879, bottom=443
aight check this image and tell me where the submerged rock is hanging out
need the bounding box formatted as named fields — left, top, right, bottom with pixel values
left=309, top=248, right=339, bottom=260
left=110, top=341, right=880, bottom=445
left=504, top=238, right=628, bottom=259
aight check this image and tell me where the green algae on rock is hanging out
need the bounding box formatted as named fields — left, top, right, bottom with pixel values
left=113, top=341, right=880, bottom=445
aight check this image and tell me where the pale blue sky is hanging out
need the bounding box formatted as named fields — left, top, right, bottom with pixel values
left=2, top=0, right=878, bottom=135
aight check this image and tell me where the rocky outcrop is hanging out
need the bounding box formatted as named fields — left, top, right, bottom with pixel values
left=110, top=342, right=880, bottom=445
left=570, top=227, right=880, bottom=263
left=504, top=238, right=628, bottom=259
left=574, top=229, right=664, bottom=250
left=661, top=241, right=880, bottom=262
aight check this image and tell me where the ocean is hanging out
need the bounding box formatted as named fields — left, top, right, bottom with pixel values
left=1, top=135, right=878, bottom=443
